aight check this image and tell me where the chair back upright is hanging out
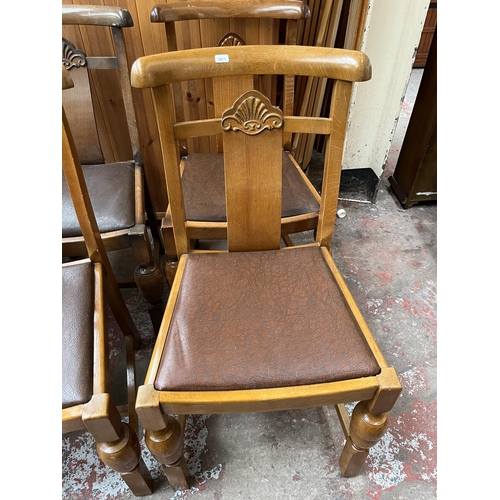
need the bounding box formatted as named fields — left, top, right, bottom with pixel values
left=131, top=45, right=371, bottom=255
left=62, top=65, right=108, bottom=264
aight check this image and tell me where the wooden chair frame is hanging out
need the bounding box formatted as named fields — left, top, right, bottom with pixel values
left=149, top=1, right=323, bottom=286
left=62, top=66, right=153, bottom=496
left=130, top=45, right=402, bottom=491
left=62, top=5, right=163, bottom=307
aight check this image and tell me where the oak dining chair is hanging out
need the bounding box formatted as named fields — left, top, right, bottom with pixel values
left=62, top=5, right=163, bottom=307
left=62, top=65, right=153, bottom=496
left=130, top=44, right=402, bottom=491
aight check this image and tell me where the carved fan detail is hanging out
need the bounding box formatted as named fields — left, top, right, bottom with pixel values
left=62, top=38, right=87, bottom=70
left=218, top=32, right=246, bottom=47
left=221, top=91, right=284, bottom=135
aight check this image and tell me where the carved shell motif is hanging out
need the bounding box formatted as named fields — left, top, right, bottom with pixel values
left=62, top=38, right=87, bottom=70
left=221, top=91, right=283, bottom=135
left=218, top=32, right=246, bottom=47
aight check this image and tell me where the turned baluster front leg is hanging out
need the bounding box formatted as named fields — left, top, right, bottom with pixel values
left=339, top=400, right=388, bottom=476
left=340, top=367, right=402, bottom=477
left=83, top=393, right=153, bottom=496
left=145, top=414, right=190, bottom=491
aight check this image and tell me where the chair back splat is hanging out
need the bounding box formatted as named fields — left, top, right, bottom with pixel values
left=131, top=45, right=402, bottom=492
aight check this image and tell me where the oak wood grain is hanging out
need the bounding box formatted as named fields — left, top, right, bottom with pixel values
left=131, top=45, right=371, bottom=88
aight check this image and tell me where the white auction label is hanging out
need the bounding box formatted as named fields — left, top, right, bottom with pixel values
left=215, top=54, right=229, bottom=63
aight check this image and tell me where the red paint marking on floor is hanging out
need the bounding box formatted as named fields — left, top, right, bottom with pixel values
left=375, top=270, right=393, bottom=288
left=361, top=399, right=437, bottom=499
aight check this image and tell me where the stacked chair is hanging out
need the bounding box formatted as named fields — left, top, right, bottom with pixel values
left=149, top=1, right=323, bottom=285
left=62, top=65, right=153, bottom=496
left=131, top=43, right=402, bottom=491
left=62, top=5, right=163, bottom=309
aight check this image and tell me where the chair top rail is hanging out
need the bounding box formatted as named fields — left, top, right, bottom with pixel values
left=62, top=5, right=133, bottom=28
left=131, top=45, right=371, bottom=89
left=151, top=0, right=310, bottom=23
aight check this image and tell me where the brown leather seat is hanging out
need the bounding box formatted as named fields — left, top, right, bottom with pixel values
left=156, top=246, right=380, bottom=392
left=62, top=262, right=94, bottom=408
left=62, top=161, right=135, bottom=237
left=181, top=151, right=320, bottom=222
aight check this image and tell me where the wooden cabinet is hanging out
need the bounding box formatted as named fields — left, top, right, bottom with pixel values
left=389, top=28, right=436, bottom=209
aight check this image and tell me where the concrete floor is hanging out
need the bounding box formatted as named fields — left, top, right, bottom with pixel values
left=62, top=68, right=437, bottom=499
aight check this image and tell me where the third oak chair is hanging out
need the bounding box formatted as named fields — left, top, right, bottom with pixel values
left=130, top=44, right=402, bottom=492
left=62, top=5, right=163, bottom=308
left=149, top=0, right=320, bottom=285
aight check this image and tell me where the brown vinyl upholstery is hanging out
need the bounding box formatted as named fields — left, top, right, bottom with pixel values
left=62, top=262, right=94, bottom=408
left=156, top=246, right=379, bottom=392
left=181, top=151, right=320, bottom=222
left=62, top=161, right=136, bottom=237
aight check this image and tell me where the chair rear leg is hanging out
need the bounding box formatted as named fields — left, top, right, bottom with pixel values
left=144, top=178, right=161, bottom=245
left=83, top=393, right=154, bottom=496
left=161, top=213, right=178, bottom=287
left=130, top=224, right=164, bottom=305
left=281, top=234, right=294, bottom=247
